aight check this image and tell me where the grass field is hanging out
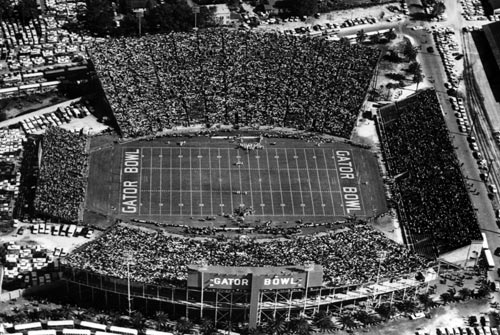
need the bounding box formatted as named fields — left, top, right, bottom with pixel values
left=130, top=146, right=349, bottom=217
left=85, top=135, right=387, bottom=226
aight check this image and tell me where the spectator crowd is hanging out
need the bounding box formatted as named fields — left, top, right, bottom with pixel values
left=33, top=127, right=89, bottom=222
left=90, top=30, right=379, bottom=138
left=65, top=224, right=427, bottom=287
left=379, top=89, right=482, bottom=255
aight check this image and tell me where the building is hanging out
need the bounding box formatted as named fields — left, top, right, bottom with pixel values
left=488, top=0, right=500, bottom=14
left=483, top=21, right=500, bottom=70
left=62, top=263, right=430, bottom=328
left=205, top=4, right=231, bottom=26
left=260, top=0, right=284, bottom=15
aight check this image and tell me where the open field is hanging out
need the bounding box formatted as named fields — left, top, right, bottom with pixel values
left=86, top=135, right=387, bottom=226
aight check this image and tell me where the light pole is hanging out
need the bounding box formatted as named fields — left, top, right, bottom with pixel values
left=303, top=261, right=314, bottom=314
left=134, top=9, right=145, bottom=37
left=199, top=259, right=208, bottom=319
left=124, top=251, right=135, bottom=317
left=193, top=5, right=200, bottom=31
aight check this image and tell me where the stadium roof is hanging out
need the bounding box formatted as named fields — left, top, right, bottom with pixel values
left=188, top=264, right=323, bottom=276
left=483, top=21, right=500, bottom=70
left=489, top=0, right=500, bottom=10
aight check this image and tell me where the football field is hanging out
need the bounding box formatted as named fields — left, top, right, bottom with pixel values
left=115, top=138, right=386, bottom=222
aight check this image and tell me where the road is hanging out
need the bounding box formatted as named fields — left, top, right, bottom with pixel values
left=400, top=0, right=500, bottom=277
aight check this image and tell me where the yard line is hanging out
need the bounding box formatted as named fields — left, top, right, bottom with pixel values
left=157, top=190, right=338, bottom=193
left=351, top=151, right=366, bottom=216
left=199, top=148, right=203, bottom=217
left=149, top=147, right=153, bottom=216
left=139, top=148, right=143, bottom=215
left=208, top=148, right=214, bottom=216
left=332, top=149, right=346, bottom=216
left=293, top=148, right=305, bottom=216
left=303, top=148, right=316, bottom=216
left=322, top=149, right=336, bottom=216
left=274, top=148, right=285, bottom=216
left=179, top=147, right=182, bottom=216
left=237, top=149, right=244, bottom=206
left=218, top=148, right=224, bottom=214
left=190, top=147, right=193, bottom=217
left=246, top=150, right=254, bottom=210
left=265, top=149, right=275, bottom=216
left=169, top=148, right=172, bottom=215
left=256, top=148, right=265, bottom=215
left=226, top=148, right=234, bottom=212
left=284, top=149, right=296, bottom=216
left=159, top=148, right=162, bottom=216
left=313, top=148, right=326, bottom=216
left=143, top=167, right=338, bottom=171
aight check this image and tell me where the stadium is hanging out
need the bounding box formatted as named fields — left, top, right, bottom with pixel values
left=23, top=29, right=479, bottom=329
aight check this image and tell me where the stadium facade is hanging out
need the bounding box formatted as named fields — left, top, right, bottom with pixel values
left=483, top=21, right=500, bottom=71
left=61, top=263, right=433, bottom=328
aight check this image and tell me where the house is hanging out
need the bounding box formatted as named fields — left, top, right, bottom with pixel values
left=229, top=12, right=243, bottom=24
left=261, top=0, right=285, bottom=15
left=206, top=4, right=231, bottom=25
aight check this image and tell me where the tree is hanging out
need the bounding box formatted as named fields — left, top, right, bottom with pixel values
left=16, top=0, right=38, bottom=25
left=447, top=288, right=457, bottom=301
left=131, top=311, right=146, bottom=332
left=384, top=28, right=397, bottom=40
left=339, top=37, right=350, bottom=45
left=468, top=315, right=478, bottom=327
left=84, top=0, right=115, bottom=36
left=313, top=311, right=336, bottom=332
left=145, top=0, right=194, bottom=33
left=176, top=317, right=193, bottom=334
left=396, top=299, right=417, bottom=313
left=402, top=39, right=418, bottom=61
left=198, top=5, right=217, bottom=28
left=369, top=32, right=381, bottom=44
left=440, top=292, right=453, bottom=305
left=245, top=328, right=267, bottom=335
left=375, top=303, right=393, bottom=320
left=476, top=286, right=490, bottom=298
left=219, top=320, right=235, bottom=335
left=282, top=0, right=318, bottom=17
left=418, top=293, right=436, bottom=310
left=431, top=1, right=445, bottom=17
left=154, top=311, right=170, bottom=331
left=356, top=29, right=367, bottom=43
left=0, top=0, right=14, bottom=21
left=200, top=318, right=216, bottom=335
left=353, top=310, right=374, bottom=325
left=407, top=61, right=422, bottom=75
left=338, top=313, right=356, bottom=330
left=97, top=315, right=111, bottom=326
left=287, top=317, right=310, bottom=335
left=265, top=317, right=286, bottom=335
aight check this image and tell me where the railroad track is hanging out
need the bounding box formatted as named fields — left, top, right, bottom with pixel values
left=461, top=32, right=500, bottom=210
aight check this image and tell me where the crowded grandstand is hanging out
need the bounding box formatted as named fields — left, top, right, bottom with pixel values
left=33, top=127, right=89, bottom=223
left=89, top=30, right=379, bottom=138
left=64, top=223, right=428, bottom=287
left=378, top=89, right=482, bottom=256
